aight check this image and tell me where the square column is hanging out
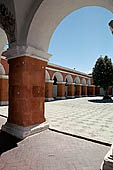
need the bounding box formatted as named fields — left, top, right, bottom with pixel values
left=56, top=82, right=66, bottom=100
left=2, top=56, right=49, bottom=139
left=75, top=84, right=82, bottom=97
left=0, top=75, right=8, bottom=105
left=81, top=85, right=87, bottom=97
left=87, top=85, right=95, bottom=96
left=101, top=144, right=113, bottom=170
left=45, top=80, right=54, bottom=101
left=67, top=83, right=75, bottom=98
left=95, top=86, right=100, bottom=96
left=108, top=86, right=112, bottom=96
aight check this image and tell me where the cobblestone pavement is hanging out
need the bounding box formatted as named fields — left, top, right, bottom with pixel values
left=45, top=96, right=113, bottom=144
left=0, top=97, right=111, bottom=170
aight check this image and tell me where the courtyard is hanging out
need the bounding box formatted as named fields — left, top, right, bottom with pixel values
left=0, top=96, right=112, bottom=170
left=1, top=96, right=113, bottom=144
left=45, top=96, right=113, bottom=144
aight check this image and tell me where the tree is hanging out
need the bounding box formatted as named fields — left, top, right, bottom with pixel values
left=92, top=56, right=113, bottom=99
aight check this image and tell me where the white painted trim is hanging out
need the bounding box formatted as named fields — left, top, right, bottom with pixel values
left=6, top=46, right=52, bottom=61
left=0, top=75, right=9, bottom=79
left=0, top=101, right=8, bottom=106
left=75, top=95, right=82, bottom=98
left=57, top=82, right=66, bottom=84
left=67, top=96, right=75, bottom=99
left=56, top=96, right=66, bottom=100
left=1, top=56, right=7, bottom=59
left=88, top=85, right=95, bottom=87
left=48, top=63, right=92, bottom=78
left=46, top=67, right=91, bottom=79
left=67, top=83, right=75, bottom=85
left=75, top=84, right=82, bottom=86
left=2, top=121, right=49, bottom=139
left=45, top=80, right=54, bottom=83
left=45, top=97, right=54, bottom=102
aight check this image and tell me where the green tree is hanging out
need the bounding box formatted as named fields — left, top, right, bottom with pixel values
left=92, top=56, right=113, bottom=99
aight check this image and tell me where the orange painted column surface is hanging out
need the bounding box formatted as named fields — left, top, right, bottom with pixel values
left=82, top=85, right=87, bottom=96
left=95, top=86, right=100, bottom=96
left=45, top=80, right=54, bottom=101
left=0, top=75, right=8, bottom=105
left=57, top=82, right=66, bottom=99
left=75, top=84, right=81, bottom=97
left=108, top=86, right=112, bottom=96
left=67, top=83, right=75, bottom=98
left=7, top=56, right=47, bottom=127
left=87, top=85, right=95, bottom=96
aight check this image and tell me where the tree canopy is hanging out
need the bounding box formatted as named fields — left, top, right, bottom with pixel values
left=92, top=56, right=113, bottom=98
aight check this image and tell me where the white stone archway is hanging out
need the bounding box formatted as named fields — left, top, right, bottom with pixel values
left=81, top=78, right=86, bottom=85
left=27, top=0, right=113, bottom=55
left=0, top=63, right=5, bottom=75
left=87, top=79, right=91, bottom=85
left=65, top=74, right=73, bottom=83
left=45, top=70, right=50, bottom=81
left=74, top=76, right=80, bottom=85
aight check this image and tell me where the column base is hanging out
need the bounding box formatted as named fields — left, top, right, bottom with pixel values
left=45, top=98, right=54, bottom=102
left=82, top=95, right=88, bottom=97
left=67, top=96, right=75, bottom=99
left=0, top=101, right=8, bottom=106
left=75, top=95, right=81, bottom=98
left=100, top=145, right=113, bottom=170
left=88, top=95, right=95, bottom=97
left=2, top=121, right=49, bottom=139
left=56, top=96, right=66, bottom=100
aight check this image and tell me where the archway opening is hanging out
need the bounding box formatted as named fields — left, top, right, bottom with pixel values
left=44, top=6, right=113, bottom=144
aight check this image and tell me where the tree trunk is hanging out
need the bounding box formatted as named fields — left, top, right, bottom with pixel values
left=103, top=88, right=111, bottom=100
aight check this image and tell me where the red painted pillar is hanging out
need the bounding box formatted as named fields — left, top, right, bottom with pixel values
left=82, top=85, right=87, bottom=96
left=67, top=83, right=75, bottom=98
left=108, top=86, right=112, bottom=96
left=87, top=85, right=95, bottom=96
left=45, top=80, right=54, bottom=101
left=95, top=86, right=100, bottom=96
left=2, top=56, right=49, bottom=138
left=75, top=84, right=81, bottom=97
left=56, top=82, right=66, bottom=99
left=0, top=75, right=8, bottom=105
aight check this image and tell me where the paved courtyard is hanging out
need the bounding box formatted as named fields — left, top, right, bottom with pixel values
left=45, top=96, right=113, bottom=144
left=0, top=96, right=112, bottom=170
left=0, top=96, right=113, bottom=144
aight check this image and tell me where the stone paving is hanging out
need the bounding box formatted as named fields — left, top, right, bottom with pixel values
left=45, top=96, right=113, bottom=144
left=0, top=96, right=112, bottom=170
left=0, top=130, right=109, bottom=170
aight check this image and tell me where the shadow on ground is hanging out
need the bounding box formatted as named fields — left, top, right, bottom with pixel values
left=0, top=130, right=21, bottom=155
left=88, top=99, right=113, bottom=103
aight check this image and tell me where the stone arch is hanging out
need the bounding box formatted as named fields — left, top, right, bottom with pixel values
left=27, top=0, right=113, bottom=53
left=81, top=78, right=86, bottom=85
left=0, top=28, right=7, bottom=56
left=65, top=75, right=73, bottom=83
left=87, top=79, right=91, bottom=85
left=45, top=70, right=50, bottom=81
left=74, top=77, right=80, bottom=85
left=0, top=63, right=5, bottom=75
left=52, top=72, right=63, bottom=82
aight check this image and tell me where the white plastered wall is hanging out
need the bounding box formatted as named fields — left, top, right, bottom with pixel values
left=27, top=0, right=113, bottom=53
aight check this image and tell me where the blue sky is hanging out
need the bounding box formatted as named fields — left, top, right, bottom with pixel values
left=48, top=6, right=113, bottom=73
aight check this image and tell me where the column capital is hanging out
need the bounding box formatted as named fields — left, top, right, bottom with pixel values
left=6, top=46, right=52, bottom=61
left=45, top=80, right=54, bottom=83
left=57, top=82, right=66, bottom=84
left=67, top=82, right=75, bottom=85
